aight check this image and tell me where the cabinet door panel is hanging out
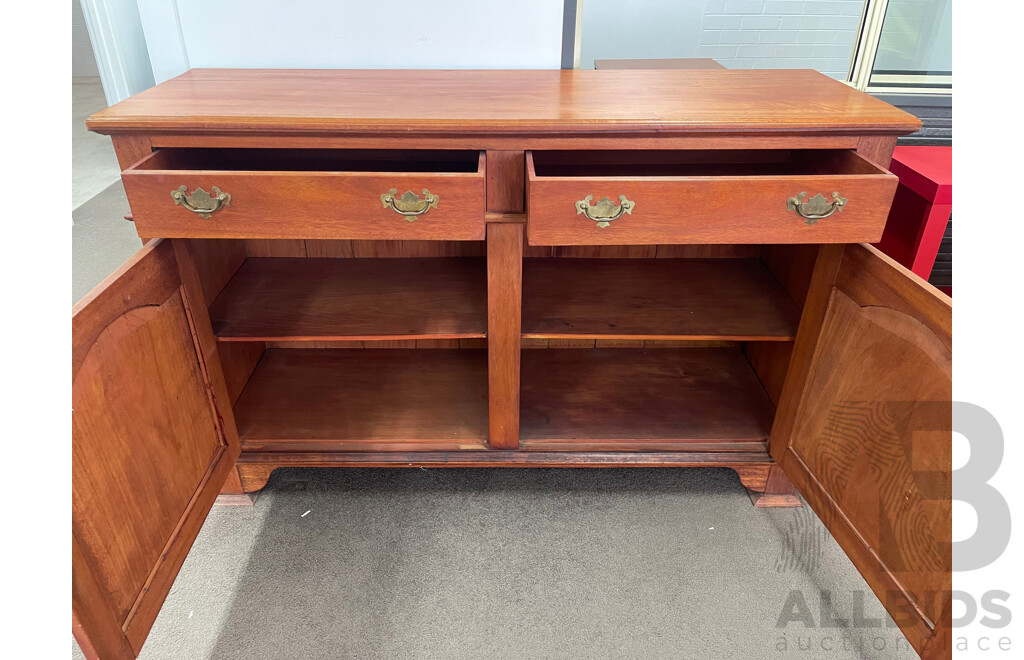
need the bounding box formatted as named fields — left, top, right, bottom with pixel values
left=72, top=240, right=240, bottom=659
left=772, top=244, right=951, bottom=659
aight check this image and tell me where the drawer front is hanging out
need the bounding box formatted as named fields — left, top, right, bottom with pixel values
left=526, top=152, right=898, bottom=246
left=121, top=152, right=486, bottom=240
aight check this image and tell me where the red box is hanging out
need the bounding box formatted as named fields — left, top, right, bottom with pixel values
left=874, top=146, right=952, bottom=290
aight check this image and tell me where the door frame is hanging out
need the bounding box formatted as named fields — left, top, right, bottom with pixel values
left=78, top=0, right=159, bottom=105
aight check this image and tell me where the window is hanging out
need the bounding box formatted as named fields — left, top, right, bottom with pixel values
left=573, top=0, right=951, bottom=97
left=850, top=0, right=952, bottom=93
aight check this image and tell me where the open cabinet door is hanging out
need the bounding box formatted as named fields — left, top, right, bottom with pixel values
left=73, top=240, right=240, bottom=659
left=771, top=244, right=951, bottom=659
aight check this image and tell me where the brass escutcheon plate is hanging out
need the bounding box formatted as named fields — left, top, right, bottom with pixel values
left=381, top=189, right=439, bottom=222
left=575, top=194, right=635, bottom=228
left=786, top=191, right=847, bottom=225
left=170, top=185, right=231, bottom=219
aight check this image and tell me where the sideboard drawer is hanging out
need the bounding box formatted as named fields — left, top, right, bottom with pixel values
left=121, top=149, right=486, bottom=240
left=526, top=150, right=898, bottom=245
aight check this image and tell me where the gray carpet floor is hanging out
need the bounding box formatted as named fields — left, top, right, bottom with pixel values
left=73, top=184, right=916, bottom=660
left=72, top=180, right=139, bottom=304
left=74, top=468, right=917, bottom=660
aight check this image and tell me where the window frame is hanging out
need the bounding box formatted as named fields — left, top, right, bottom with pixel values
left=848, top=0, right=952, bottom=96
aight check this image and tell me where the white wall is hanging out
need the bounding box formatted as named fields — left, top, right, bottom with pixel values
left=109, top=0, right=155, bottom=93
left=73, top=0, right=99, bottom=77
left=79, top=0, right=156, bottom=103
left=140, top=0, right=566, bottom=84
left=579, top=0, right=705, bottom=70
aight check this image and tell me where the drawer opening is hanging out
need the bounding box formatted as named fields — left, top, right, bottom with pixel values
left=132, top=148, right=483, bottom=173
left=530, top=149, right=884, bottom=178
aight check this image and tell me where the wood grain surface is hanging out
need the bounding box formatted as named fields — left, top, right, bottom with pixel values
left=486, top=223, right=524, bottom=449
left=72, top=240, right=239, bottom=656
left=522, top=258, right=801, bottom=340
left=121, top=150, right=485, bottom=241
left=234, top=349, right=489, bottom=451
left=209, top=257, right=487, bottom=341
left=527, top=150, right=898, bottom=245
left=87, top=69, right=920, bottom=136
left=772, top=244, right=952, bottom=657
left=521, top=348, right=775, bottom=446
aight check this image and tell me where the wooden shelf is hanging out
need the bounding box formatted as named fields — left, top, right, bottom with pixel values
left=234, top=349, right=489, bottom=451
left=210, top=257, right=487, bottom=342
left=522, top=258, right=801, bottom=341
left=520, top=348, right=775, bottom=450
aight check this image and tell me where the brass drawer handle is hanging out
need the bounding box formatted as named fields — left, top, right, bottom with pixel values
left=170, top=185, right=231, bottom=219
left=575, top=195, right=635, bottom=228
left=381, top=188, right=439, bottom=221
left=787, top=192, right=847, bottom=225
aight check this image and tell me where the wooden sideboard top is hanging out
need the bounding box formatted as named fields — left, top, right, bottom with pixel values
left=87, top=68, right=920, bottom=137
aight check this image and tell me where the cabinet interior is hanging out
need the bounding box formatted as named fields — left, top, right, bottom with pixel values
left=188, top=239, right=816, bottom=454
left=133, top=148, right=483, bottom=173
left=530, top=149, right=883, bottom=177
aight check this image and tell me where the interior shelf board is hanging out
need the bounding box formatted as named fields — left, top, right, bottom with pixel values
left=234, top=349, right=489, bottom=450
left=210, top=257, right=487, bottom=342
left=522, top=258, right=801, bottom=341
left=520, top=348, right=775, bottom=446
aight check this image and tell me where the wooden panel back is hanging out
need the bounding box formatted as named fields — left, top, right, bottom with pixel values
left=74, top=293, right=221, bottom=622
left=773, top=244, right=951, bottom=657
left=73, top=240, right=239, bottom=655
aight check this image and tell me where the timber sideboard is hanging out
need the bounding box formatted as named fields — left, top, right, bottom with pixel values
left=72, top=69, right=952, bottom=659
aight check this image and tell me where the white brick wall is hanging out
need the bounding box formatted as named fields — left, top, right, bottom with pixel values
left=700, top=0, right=864, bottom=79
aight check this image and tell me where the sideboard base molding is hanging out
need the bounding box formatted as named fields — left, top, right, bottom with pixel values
left=213, top=493, right=257, bottom=507
left=233, top=450, right=800, bottom=507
